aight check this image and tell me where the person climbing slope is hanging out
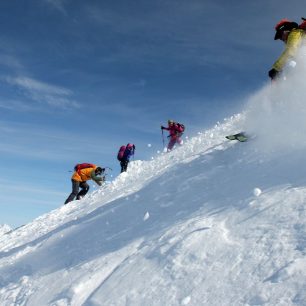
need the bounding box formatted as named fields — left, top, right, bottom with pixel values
left=161, top=120, right=185, bottom=151
left=117, top=143, right=135, bottom=173
left=64, top=163, right=105, bottom=204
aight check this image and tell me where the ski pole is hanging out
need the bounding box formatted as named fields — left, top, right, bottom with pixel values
left=161, top=128, right=165, bottom=148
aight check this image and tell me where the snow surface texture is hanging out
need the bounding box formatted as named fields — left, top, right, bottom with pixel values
left=0, top=225, right=11, bottom=237
left=1, top=62, right=306, bottom=305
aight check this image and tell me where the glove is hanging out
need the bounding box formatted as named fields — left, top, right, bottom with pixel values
left=268, top=68, right=279, bottom=80
left=97, top=176, right=105, bottom=186
left=161, top=126, right=165, bottom=130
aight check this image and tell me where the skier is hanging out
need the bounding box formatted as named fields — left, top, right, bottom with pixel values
left=161, top=120, right=185, bottom=151
left=64, top=164, right=105, bottom=204
left=117, top=143, right=135, bottom=173
left=269, top=18, right=305, bottom=80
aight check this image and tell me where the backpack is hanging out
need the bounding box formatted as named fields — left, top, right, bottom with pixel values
left=117, top=145, right=126, bottom=161
left=74, top=163, right=95, bottom=173
left=176, top=123, right=185, bottom=133
left=299, top=17, right=306, bottom=30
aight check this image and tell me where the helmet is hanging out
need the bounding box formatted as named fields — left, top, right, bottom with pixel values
left=168, top=119, right=174, bottom=124
left=95, top=167, right=104, bottom=175
left=275, top=19, right=290, bottom=31
left=274, top=19, right=298, bottom=40
left=126, top=143, right=133, bottom=149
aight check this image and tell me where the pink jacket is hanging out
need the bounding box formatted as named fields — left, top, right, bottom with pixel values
left=163, top=124, right=182, bottom=137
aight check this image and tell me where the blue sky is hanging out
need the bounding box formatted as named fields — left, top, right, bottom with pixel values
left=0, top=0, right=304, bottom=227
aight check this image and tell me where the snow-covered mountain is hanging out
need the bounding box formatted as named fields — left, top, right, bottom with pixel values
left=1, top=105, right=306, bottom=305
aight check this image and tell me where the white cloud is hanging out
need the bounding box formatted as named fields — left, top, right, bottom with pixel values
left=0, top=121, right=115, bottom=161
left=0, top=54, right=23, bottom=70
left=0, top=178, right=66, bottom=197
left=83, top=1, right=262, bottom=69
left=4, top=76, right=80, bottom=109
left=6, top=76, right=71, bottom=95
left=45, top=0, right=67, bottom=14
left=0, top=99, right=36, bottom=112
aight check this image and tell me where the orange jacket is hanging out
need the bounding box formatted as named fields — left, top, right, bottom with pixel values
left=72, top=166, right=97, bottom=182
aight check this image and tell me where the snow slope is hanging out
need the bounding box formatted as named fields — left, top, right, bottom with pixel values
left=1, top=110, right=306, bottom=305
left=0, top=225, right=11, bottom=237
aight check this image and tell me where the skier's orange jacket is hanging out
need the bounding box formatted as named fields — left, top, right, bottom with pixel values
left=72, top=166, right=97, bottom=182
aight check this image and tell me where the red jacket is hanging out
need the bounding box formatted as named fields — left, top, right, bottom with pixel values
left=163, top=123, right=182, bottom=137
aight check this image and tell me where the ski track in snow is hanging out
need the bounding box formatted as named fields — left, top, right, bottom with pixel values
left=1, top=114, right=306, bottom=305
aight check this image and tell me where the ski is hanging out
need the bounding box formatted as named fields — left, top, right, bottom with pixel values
left=225, top=132, right=248, bottom=142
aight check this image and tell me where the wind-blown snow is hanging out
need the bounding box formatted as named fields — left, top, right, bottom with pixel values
left=245, top=50, right=306, bottom=153
left=1, top=62, right=306, bottom=305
